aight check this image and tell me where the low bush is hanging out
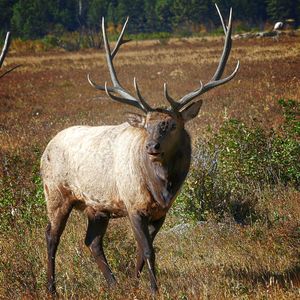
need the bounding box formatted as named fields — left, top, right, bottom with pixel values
left=10, top=31, right=103, bottom=53
left=173, top=99, right=300, bottom=223
left=0, top=148, right=46, bottom=232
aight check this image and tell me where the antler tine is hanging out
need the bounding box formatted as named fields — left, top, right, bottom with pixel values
left=111, top=17, right=131, bottom=59
left=164, top=82, right=204, bottom=110
left=134, top=77, right=153, bottom=111
left=104, top=82, right=147, bottom=112
left=0, top=32, right=11, bottom=68
left=192, top=61, right=239, bottom=95
left=0, top=65, right=21, bottom=79
left=163, top=83, right=178, bottom=110
left=215, top=3, right=227, bottom=34
left=88, top=73, right=138, bottom=104
left=102, top=17, right=120, bottom=88
left=0, top=32, right=21, bottom=79
left=87, top=73, right=114, bottom=92
left=88, top=17, right=153, bottom=113
left=166, top=5, right=239, bottom=112
left=211, top=6, right=233, bottom=81
left=177, top=81, right=203, bottom=108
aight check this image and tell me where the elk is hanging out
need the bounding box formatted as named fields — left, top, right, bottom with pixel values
left=0, top=32, right=19, bottom=79
left=41, top=4, right=239, bottom=295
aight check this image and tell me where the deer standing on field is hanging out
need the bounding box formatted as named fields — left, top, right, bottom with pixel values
left=42, top=4, right=239, bottom=295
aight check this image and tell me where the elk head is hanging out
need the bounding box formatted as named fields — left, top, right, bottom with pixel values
left=126, top=106, right=201, bottom=163
left=88, top=4, right=239, bottom=163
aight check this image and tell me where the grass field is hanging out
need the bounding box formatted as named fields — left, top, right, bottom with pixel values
left=0, top=34, right=299, bottom=299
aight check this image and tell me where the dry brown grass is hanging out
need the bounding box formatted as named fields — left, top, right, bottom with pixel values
left=0, top=35, right=300, bottom=299
left=1, top=35, right=300, bottom=153
left=1, top=195, right=299, bottom=299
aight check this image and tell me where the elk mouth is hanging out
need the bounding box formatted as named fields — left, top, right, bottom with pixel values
left=147, top=151, right=164, bottom=162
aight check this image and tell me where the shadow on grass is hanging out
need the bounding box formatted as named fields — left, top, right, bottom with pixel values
left=232, top=265, right=300, bottom=288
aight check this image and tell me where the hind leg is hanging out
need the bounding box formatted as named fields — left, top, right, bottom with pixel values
left=45, top=189, right=73, bottom=295
left=85, top=211, right=116, bottom=286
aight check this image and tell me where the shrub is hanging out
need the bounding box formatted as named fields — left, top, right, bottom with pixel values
left=173, top=99, right=300, bottom=223
left=11, top=38, right=49, bottom=52
left=234, top=21, right=252, bottom=33
left=0, top=148, right=46, bottom=232
left=42, top=35, right=60, bottom=49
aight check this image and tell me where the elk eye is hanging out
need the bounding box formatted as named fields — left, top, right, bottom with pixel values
left=160, top=121, right=167, bottom=133
left=171, top=123, right=176, bottom=131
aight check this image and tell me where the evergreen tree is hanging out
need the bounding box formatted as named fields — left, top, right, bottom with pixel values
left=116, top=0, right=127, bottom=23
left=115, top=0, right=145, bottom=32
left=50, top=0, right=79, bottom=31
left=144, top=0, right=158, bottom=32
left=11, top=0, right=50, bottom=38
left=87, top=0, right=108, bottom=29
left=266, top=0, right=293, bottom=21
left=171, top=0, right=194, bottom=27
left=246, top=0, right=267, bottom=27
left=193, top=0, right=213, bottom=25
left=155, top=0, right=174, bottom=32
left=106, top=0, right=118, bottom=24
left=1, top=0, right=299, bottom=40
left=0, top=0, right=17, bottom=34
left=297, top=0, right=300, bottom=24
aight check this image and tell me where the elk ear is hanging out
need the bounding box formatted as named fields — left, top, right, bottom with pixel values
left=181, top=100, right=203, bottom=122
left=126, top=113, right=146, bottom=128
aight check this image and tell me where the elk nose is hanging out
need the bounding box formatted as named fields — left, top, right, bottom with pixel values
left=146, top=141, right=160, bottom=151
left=154, top=143, right=160, bottom=150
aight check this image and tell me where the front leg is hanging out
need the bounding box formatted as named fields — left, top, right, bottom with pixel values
left=130, top=213, right=158, bottom=294
left=135, top=216, right=165, bottom=279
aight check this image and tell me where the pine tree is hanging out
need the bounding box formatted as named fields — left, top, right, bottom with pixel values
left=4, top=0, right=299, bottom=40
left=171, top=0, right=191, bottom=27
left=11, top=0, right=50, bottom=38
left=155, top=0, right=174, bottom=32
left=115, top=0, right=146, bottom=33
left=0, top=0, right=17, bottom=34
left=266, top=0, right=293, bottom=21
left=144, top=0, right=158, bottom=32
left=87, top=0, right=109, bottom=29
left=51, top=0, right=79, bottom=31
left=106, top=0, right=118, bottom=24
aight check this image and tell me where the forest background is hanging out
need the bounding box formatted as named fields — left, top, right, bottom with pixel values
left=1, top=0, right=299, bottom=41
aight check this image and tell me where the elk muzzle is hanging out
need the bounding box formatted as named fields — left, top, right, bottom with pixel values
left=146, top=141, right=164, bottom=161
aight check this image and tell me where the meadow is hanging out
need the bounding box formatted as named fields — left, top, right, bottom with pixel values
left=0, top=33, right=299, bottom=299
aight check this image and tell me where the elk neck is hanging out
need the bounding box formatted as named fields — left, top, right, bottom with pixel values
left=139, top=128, right=192, bottom=209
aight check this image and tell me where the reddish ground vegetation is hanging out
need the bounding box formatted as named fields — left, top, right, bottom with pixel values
left=0, top=35, right=299, bottom=299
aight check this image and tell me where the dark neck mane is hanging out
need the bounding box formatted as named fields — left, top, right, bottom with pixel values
left=141, top=130, right=191, bottom=209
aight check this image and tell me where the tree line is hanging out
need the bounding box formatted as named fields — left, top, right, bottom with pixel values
left=0, top=0, right=299, bottom=39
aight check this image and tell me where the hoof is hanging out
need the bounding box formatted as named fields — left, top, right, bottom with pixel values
left=150, top=285, right=159, bottom=297
left=47, top=284, right=58, bottom=298
left=107, top=276, right=117, bottom=288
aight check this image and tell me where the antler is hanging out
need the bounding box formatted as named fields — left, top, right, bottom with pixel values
left=88, top=17, right=153, bottom=113
left=164, top=4, right=240, bottom=112
left=0, top=32, right=11, bottom=68
left=0, top=32, right=21, bottom=79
